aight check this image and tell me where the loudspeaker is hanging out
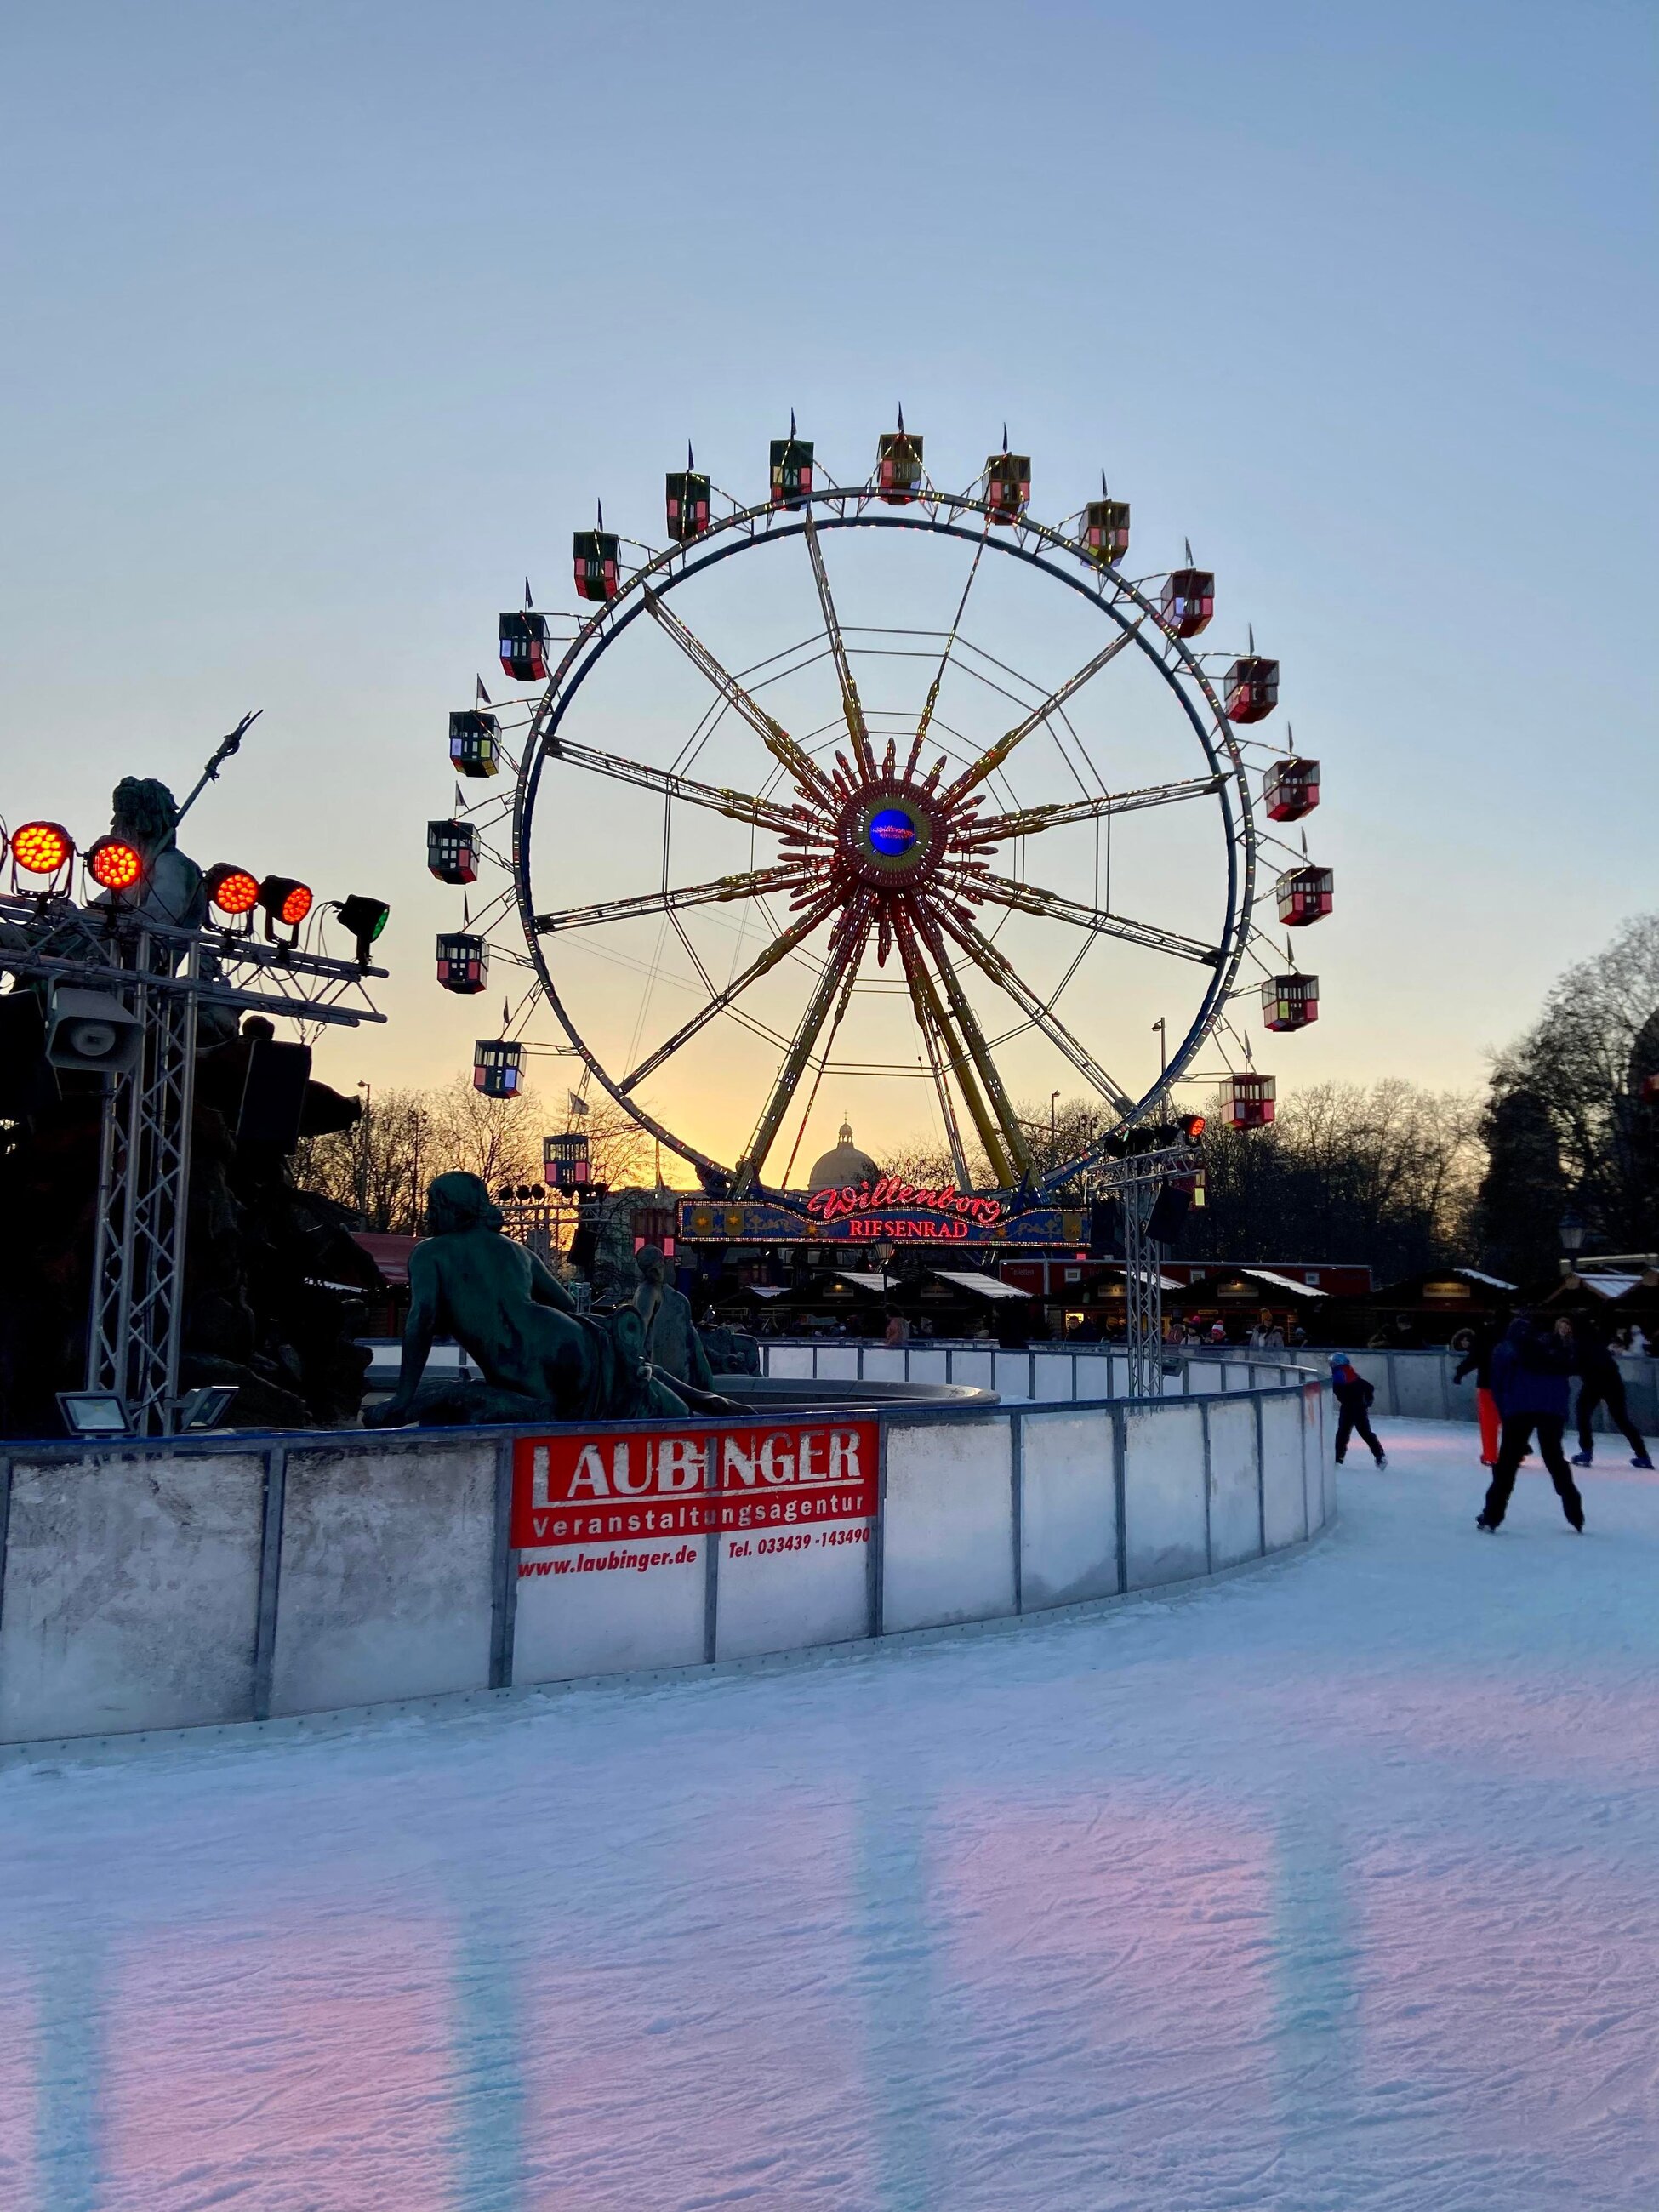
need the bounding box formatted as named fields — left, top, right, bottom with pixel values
left=1147, top=1179, right=1194, bottom=1244
left=0, top=993, right=57, bottom=1115
left=45, top=985, right=143, bottom=1077
left=1087, top=1195, right=1120, bottom=1258
left=237, top=1038, right=312, bottom=1151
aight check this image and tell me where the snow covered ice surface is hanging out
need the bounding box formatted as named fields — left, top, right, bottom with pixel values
left=3, top=1422, right=1659, bottom=2212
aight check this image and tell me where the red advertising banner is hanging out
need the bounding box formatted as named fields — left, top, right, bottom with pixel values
left=512, top=1419, right=880, bottom=1549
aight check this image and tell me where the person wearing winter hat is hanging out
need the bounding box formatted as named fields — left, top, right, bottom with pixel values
left=1329, top=1354, right=1386, bottom=1468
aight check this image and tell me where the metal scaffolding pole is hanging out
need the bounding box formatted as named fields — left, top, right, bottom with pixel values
left=84, top=932, right=200, bottom=1431
left=1121, top=1171, right=1165, bottom=1399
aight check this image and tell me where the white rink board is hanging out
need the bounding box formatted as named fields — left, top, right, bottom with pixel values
left=882, top=1420, right=1015, bottom=1633
left=1261, top=1392, right=1308, bottom=1550
left=0, top=1451, right=264, bottom=1742
left=950, top=1349, right=995, bottom=1391
left=271, top=1444, right=496, bottom=1716
left=715, top=1524, right=870, bottom=1662
left=514, top=1538, right=707, bottom=1683
left=1123, top=1405, right=1209, bottom=1588
left=816, top=1346, right=859, bottom=1382
left=1393, top=1356, right=1447, bottom=1420
left=1205, top=1397, right=1262, bottom=1569
left=1033, top=1354, right=1074, bottom=1403
left=1018, top=1410, right=1119, bottom=1610
left=995, top=1351, right=1035, bottom=1400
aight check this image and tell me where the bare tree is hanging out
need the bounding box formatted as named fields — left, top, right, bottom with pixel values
left=1476, top=910, right=1659, bottom=1260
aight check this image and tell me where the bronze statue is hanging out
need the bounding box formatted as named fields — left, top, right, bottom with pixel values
left=632, top=1242, right=715, bottom=1395
left=365, top=1174, right=714, bottom=1428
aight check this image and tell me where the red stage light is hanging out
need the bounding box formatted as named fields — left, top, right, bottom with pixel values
left=258, top=875, right=313, bottom=931
left=206, top=864, right=260, bottom=918
left=11, top=820, right=73, bottom=875
left=86, top=835, right=145, bottom=892
left=1180, top=1113, right=1206, bottom=1142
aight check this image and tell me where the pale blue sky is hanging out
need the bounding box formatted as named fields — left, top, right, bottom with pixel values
left=1, top=1, right=1652, bottom=1143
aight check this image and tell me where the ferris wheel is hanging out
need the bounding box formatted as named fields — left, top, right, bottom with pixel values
left=428, top=419, right=1330, bottom=1198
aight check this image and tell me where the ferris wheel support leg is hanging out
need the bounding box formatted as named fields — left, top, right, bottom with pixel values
left=892, top=908, right=1011, bottom=1186
left=892, top=917, right=973, bottom=1189
left=914, top=912, right=1035, bottom=1188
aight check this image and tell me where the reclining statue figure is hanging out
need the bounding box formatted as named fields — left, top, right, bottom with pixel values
left=365, top=1173, right=733, bottom=1428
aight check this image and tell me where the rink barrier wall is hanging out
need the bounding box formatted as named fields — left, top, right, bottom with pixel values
left=760, top=1339, right=1659, bottom=1437
left=0, top=1354, right=1329, bottom=1748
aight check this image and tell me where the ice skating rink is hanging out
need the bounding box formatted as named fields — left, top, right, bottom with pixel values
left=3, top=1419, right=1657, bottom=2212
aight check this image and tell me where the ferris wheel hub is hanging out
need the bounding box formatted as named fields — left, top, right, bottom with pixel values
left=832, top=778, right=950, bottom=892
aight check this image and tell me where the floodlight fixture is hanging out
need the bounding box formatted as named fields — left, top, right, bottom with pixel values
left=334, top=894, right=390, bottom=966
left=58, top=1389, right=134, bottom=1437
left=85, top=835, right=146, bottom=892
left=177, top=1383, right=238, bottom=1430
left=257, top=875, right=313, bottom=941
left=11, top=820, right=74, bottom=881
left=205, top=863, right=260, bottom=921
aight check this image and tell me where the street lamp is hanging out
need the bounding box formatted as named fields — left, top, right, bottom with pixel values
left=1560, top=1206, right=1586, bottom=1257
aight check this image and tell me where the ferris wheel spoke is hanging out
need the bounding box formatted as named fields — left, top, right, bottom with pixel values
left=801, top=510, right=877, bottom=780
left=935, top=906, right=1131, bottom=1112
left=964, top=772, right=1224, bottom=847
left=618, top=892, right=839, bottom=1095
left=733, top=897, right=875, bottom=1194
left=544, top=733, right=803, bottom=836
left=778, top=933, right=869, bottom=1186
left=533, top=864, right=807, bottom=937
left=954, top=870, right=1223, bottom=966
left=943, top=619, right=1147, bottom=805
left=641, top=586, right=838, bottom=809
left=911, top=908, right=1035, bottom=1187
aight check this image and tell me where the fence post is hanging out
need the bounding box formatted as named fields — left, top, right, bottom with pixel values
left=1011, top=1413, right=1024, bottom=1614
left=869, top=1420, right=890, bottom=1637
left=1112, top=1402, right=1128, bottom=1595
left=0, top=1447, right=13, bottom=1649
left=251, top=1444, right=288, bottom=1724
left=489, top=1432, right=517, bottom=1690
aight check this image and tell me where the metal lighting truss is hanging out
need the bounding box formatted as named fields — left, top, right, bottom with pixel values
left=0, top=892, right=385, bottom=1434
left=1089, top=1140, right=1201, bottom=1399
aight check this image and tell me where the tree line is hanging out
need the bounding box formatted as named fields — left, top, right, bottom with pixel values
left=293, top=1076, right=650, bottom=1234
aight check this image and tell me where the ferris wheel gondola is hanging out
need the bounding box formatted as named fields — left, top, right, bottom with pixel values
left=430, top=418, right=1333, bottom=1197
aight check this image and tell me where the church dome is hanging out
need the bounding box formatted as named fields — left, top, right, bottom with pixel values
left=807, top=1118, right=881, bottom=1194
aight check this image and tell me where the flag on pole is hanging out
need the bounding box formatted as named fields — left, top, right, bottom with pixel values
left=476, top=676, right=493, bottom=706
left=567, top=1091, right=590, bottom=1117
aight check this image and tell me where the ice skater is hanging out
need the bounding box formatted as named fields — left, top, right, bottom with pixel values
left=1477, top=1316, right=1584, bottom=1532
left=1570, top=1314, right=1652, bottom=1469
left=1452, top=1314, right=1508, bottom=1468
left=1329, top=1354, right=1386, bottom=1468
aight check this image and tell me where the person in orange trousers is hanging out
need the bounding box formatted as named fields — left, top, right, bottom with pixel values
left=1454, top=1316, right=1507, bottom=1468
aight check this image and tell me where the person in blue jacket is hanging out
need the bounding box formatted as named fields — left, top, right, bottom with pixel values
left=1328, top=1354, right=1386, bottom=1468
left=1478, top=1315, right=1585, bottom=1532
